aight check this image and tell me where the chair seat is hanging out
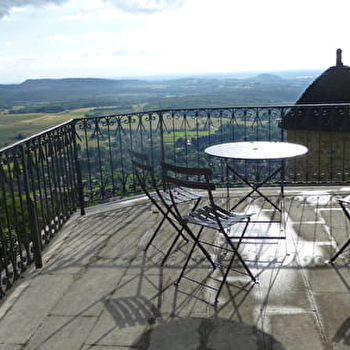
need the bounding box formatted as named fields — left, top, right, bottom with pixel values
left=184, top=205, right=252, bottom=230
left=339, top=197, right=350, bottom=205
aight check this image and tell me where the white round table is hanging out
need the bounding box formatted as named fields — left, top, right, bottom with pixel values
left=204, top=141, right=308, bottom=238
left=205, top=141, right=308, bottom=160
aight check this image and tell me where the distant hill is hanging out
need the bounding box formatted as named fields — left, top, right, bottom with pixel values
left=0, top=78, right=152, bottom=105
left=0, top=71, right=320, bottom=109
left=252, top=73, right=285, bottom=83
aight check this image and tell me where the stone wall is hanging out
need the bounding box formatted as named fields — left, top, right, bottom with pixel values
left=286, top=129, right=350, bottom=183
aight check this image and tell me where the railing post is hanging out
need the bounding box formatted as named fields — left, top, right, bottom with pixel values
left=27, top=197, right=42, bottom=268
left=280, top=107, right=286, bottom=142
left=159, top=111, right=165, bottom=163
left=72, top=121, right=85, bottom=215
left=20, top=145, right=43, bottom=268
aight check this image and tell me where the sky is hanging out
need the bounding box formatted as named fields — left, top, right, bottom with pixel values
left=1, top=0, right=350, bottom=83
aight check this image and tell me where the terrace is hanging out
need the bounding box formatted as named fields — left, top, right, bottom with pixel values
left=1, top=105, right=350, bottom=349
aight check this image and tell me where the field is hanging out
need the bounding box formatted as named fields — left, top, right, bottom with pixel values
left=0, top=108, right=93, bottom=147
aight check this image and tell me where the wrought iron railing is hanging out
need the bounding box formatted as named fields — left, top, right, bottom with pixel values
left=74, top=106, right=286, bottom=203
left=0, top=121, right=83, bottom=298
left=1, top=103, right=350, bottom=299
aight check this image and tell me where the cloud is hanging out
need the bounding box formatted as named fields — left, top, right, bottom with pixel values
left=106, top=0, right=186, bottom=13
left=0, top=0, right=187, bottom=20
left=0, top=0, right=68, bottom=19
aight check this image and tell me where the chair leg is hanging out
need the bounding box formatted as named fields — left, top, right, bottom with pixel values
left=144, top=207, right=188, bottom=251
left=215, top=253, right=236, bottom=304
left=189, top=228, right=216, bottom=270
left=175, top=227, right=215, bottom=285
left=144, top=214, right=167, bottom=251
left=232, top=250, right=257, bottom=283
left=213, top=253, right=256, bottom=305
left=159, top=200, right=201, bottom=260
left=225, top=220, right=257, bottom=283
left=175, top=240, right=196, bottom=285
left=161, top=229, right=183, bottom=266
left=329, top=200, right=350, bottom=263
left=215, top=220, right=255, bottom=303
left=330, top=239, right=350, bottom=263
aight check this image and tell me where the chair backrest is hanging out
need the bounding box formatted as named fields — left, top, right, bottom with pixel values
left=129, top=149, right=160, bottom=199
left=161, top=161, right=215, bottom=191
left=161, top=161, right=247, bottom=238
left=161, top=161, right=217, bottom=219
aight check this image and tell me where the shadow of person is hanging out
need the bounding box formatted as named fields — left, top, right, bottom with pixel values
left=333, top=316, right=350, bottom=346
left=132, top=317, right=285, bottom=350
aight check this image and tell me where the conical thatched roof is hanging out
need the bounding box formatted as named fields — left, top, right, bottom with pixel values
left=281, top=49, right=350, bottom=131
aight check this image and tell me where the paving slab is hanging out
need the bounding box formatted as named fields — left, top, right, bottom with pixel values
left=86, top=307, right=151, bottom=347
left=269, top=313, right=325, bottom=349
left=25, top=316, right=97, bottom=350
left=314, top=292, right=350, bottom=349
left=306, top=266, right=350, bottom=293
left=0, top=275, right=73, bottom=344
left=0, top=345, right=23, bottom=350
left=50, top=266, right=125, bottom=317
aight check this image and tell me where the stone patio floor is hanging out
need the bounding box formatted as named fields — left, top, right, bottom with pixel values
left=1, top=186, right=350, bottom=349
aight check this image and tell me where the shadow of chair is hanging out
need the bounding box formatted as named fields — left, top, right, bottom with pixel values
left=129, top=150, right=203, bottom=265
left=104, top=295, right=158, bottom=328
left=161, top=161, right=257, bottom=304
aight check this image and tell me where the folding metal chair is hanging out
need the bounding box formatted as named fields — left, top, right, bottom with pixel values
left=330, top=196, right=350, bottom=263
left=161, top=161, right=257, bottom=303
left=129, top=150, right=203, bottom=265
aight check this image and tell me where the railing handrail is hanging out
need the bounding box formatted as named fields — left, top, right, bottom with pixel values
left=72, top=102, right=350, bottom=121
left=0, top=119, right=75, bottom=153
left=1, top=103, right=349, bottom=153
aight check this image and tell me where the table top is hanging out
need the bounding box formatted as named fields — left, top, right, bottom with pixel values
left=204, top=141, right=308, bottom=160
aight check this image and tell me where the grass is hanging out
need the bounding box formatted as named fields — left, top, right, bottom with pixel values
left=163, top=130, right=210, bottom=144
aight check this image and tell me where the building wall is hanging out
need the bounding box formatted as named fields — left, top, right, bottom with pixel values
left=286, top=130, right=350, bottom=182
